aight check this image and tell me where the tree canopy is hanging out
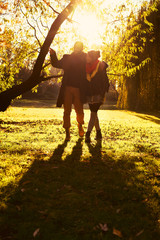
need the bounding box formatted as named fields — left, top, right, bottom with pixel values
left=1, top=0, right=159, bottom=111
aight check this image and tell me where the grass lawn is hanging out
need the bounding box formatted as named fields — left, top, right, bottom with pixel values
left=0, top=100, right=160, bottom=239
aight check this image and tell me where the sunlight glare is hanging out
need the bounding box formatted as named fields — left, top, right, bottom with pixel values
left=75, top=12, right=104, bottom=49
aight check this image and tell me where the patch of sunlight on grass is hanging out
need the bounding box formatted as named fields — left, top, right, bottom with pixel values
left=81, top=143, right=92, bottom=160
left=1, top=176, right=18, bottom=188
left=2, top=107, right=63, bottom=121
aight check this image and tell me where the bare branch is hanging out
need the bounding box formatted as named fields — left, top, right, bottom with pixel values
left=42, top=61, right=51, bottom=69
left=42, top=0, right=77, bottom=24
left=40, top=15, right=49, bottom=31
left=19, top=4, right=42, bottom=48
left=33, top=15, right=46, bottom=40
left=42, top=0, right=60, bottom=15
left=26, top=18, right=42, bottom=48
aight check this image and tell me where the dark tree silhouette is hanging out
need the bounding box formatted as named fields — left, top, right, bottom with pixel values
left=0, top=0, right=78, bottom=112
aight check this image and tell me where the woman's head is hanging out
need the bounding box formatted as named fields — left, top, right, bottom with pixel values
left=86, top=50, right=100, bottom=63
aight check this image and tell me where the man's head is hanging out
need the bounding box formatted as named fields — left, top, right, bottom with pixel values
left=73, top=41, right=84, bottom=53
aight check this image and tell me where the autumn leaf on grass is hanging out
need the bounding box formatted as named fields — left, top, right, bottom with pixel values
left=16, top=205, right=21, bottom=211
left=33, top=228, right=40, bottom=238
left=113, top=228, right=122, bottom=238
left=38, top=210, right=47, bottom=214
left=116, top=208, right=121, bottom=213
left=94, top=223, right=108, bottom=232
left=22, top=180, right=31, bottom=185
left=136, top=229, right=144, bottom=237
left=99, top=223, right=108, bottom=232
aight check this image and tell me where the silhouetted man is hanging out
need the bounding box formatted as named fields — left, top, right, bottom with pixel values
left=50, top=41, right=87, bottom=141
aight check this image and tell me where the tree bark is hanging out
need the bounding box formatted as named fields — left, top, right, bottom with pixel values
left=0, top=0, right=77, bottom=112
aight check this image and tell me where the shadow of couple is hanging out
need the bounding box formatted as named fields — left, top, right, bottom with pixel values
left=1, top=137, right=160, bottom=240
left=49, top=137, right=102, bottom=164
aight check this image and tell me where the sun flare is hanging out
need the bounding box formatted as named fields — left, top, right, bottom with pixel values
left=75, top=12, right=105, bottom=49
left=72, top=0, right=148, bottom=50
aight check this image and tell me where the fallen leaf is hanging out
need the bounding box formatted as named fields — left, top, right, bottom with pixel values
left=38, top=210, right=47, bottom=214
left=99, top=223, right=108, bottom=232
left=116, top=208, right=121, bottom=213
left=136, top=229, right=144, bottom=237
left=16, top=205, right=21, bottom=211
left=22, top=181, right=31, bottom=185
left=142, top=198, right=148, bottom=202
left=33, top=228, right=40, bottom=237
left=113, top=228, right=122, bottom=238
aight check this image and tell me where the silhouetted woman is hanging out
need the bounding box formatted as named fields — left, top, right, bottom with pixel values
left=85, top=50, right=109, bottom=143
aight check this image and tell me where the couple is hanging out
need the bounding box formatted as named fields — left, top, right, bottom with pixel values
left=49, top=41, right=109, bottom=143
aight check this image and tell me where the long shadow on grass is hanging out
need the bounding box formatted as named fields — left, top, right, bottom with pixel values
left=0, top=139, right=160, bottom=240
left=131, top=112, right=160, bottom=125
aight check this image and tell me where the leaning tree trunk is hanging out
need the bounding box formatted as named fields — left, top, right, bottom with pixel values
left=0, top=0, right=77, bottom=112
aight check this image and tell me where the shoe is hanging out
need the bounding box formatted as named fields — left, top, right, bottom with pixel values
left=95, top=130, right=102, bottom=140
left=65, top=129, right=70, bottom=141
left=78, top=123, right=84, bottom=137
left=85, top=131, right=91, bottom=143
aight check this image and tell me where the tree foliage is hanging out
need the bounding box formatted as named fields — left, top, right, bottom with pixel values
left=0, top=0, right=60, bottom=92
left=102, top=0, right=160, bottom=110
left=0, top=0, right=80, bottom=111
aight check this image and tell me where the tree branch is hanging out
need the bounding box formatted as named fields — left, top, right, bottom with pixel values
left=40, top=15, right=49, bottom=31
left=33, top=15, right=46, bottom=40
left=19, top=5, right=42, bottom=48
left=42, top=0, right=77, bottom=24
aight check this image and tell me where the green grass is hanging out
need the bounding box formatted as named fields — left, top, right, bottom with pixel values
left=0, top=101, right=160, bottom=239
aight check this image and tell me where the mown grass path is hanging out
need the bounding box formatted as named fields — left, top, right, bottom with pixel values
left=0, top=104, right=160, bottom=239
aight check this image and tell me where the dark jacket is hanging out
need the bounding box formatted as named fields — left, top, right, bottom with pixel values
left=50, top=51, right=87, bottom=107
left=86, top=61, right=109, bottom=99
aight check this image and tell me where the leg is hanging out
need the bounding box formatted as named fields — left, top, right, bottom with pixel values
left=85, top=104, right=96, bottom=143
left=95, top=115, right=100, bottom=130
left=86, top=103, right=102, bottom=141
left=85, top=110, right=96, bottom=143
left=63, top=87, right=73, bottom=140
left=87, top=103, right=101, bottom=132
left=73, top=88, right=84, bottom=137
left=90, top=103, right=101, bottom=131
left=87, top=111, right=97, bottom=132
left=73, top=88, right=84, bottom=125
left=93, top=104, right=102, bottom=140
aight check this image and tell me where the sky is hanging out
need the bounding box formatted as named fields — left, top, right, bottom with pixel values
left=1, top=0, right=151, bottom=52
left=70, top=0, right=150, bottom=50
